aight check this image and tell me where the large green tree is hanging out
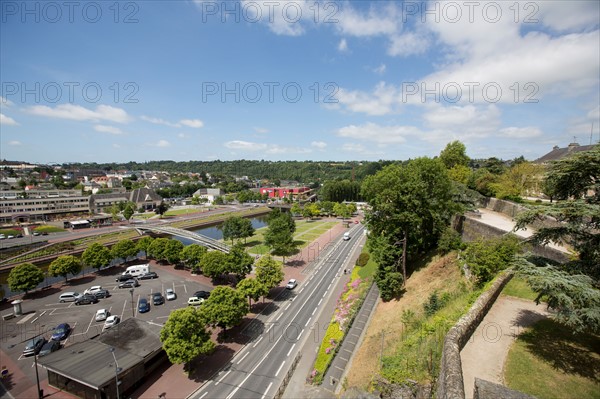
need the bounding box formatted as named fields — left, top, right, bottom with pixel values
left=265, top=211, right=297, bottom=263
left=160, top=307, right=214, bottom=365
left=164, top=240, right=185, bottom=264
left=362, top=157, right=459, bottom=299
left=236, top=277, right=269, bottom=306
left=111, top=239, right=138, bottom=262
left=200, top=251, right=229, bottom=279
left=255, top=255, right=284, bottom=292
left=200, top=286, right=249, bottom=333
left=439, top=140, right=469, bottom=169
left=514, top=146, right=600, bottom=333
left=222, top=216, right=255, bottom=244
left=135, top=236, right=154, bottom=259
left=148, top=237, right=170, bottom=261
left=226, top=244, right=254, bottom=280
left=82, top=243, right=113, bottom=270
left=8, top=263, right=44, bottom=294
left=182, top=244, right=208, bottom=271
left=48, top=255, right=82, bottom=283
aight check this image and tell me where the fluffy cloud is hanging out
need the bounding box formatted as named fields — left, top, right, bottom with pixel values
left=224, top=140, right=312, bottom=154
left=8, top=140, right=22, bottom=146
left=338, top=38, right=349, bottom=52
left=179, top=119, right=204, bottom=128
left=373, top=64, right=386, bottom=75
left=387, top=32, right=430, bottom=57
left=336, top=122, right=422, bottom=144
left=498, top=127, right=543, bottom=139
left=311, top=141, right=327, bottom=149
left=0, top=113, right=18, bottom=126
left=145, top=140, right=171, bottom=148
left=225, top=140, right=268, bottom=151
left=1, top=96, right=14, bottom=107
left=26, top=104, right=131, bottom=123
left=335, top=82, right=400, bottom=115
left=141, top=116, right=204, bottom=128
left=94, top=125, right=123, bottom=135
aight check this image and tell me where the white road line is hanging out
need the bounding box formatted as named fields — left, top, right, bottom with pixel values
left=200, top=392, right=208, bottom=399
left=331, top=277, right=336, bottom=284
left=275, top=313, right=283, bottom=321
left=275, top=361, right=286, bottom=377
left=318, top=298, right=322, bottom=306
left=286, top=343, right=296, bottom=357
left=327, top=283, right=332, bottom=290
left=262, top=382, right=273, bottom=399
left=284, top=303, right=291, bottom=310
left=236, top=351, right=249, bottom=365
left=311, top=307, right=317, bottom=316
left=322, top=292, right=326, bottom=298
left=253, top=336, right=264, bottom=348
left=304, top=317, right=312, bottom=327
left=300, top=328, right=305, bottom=337
left=215, top=370, right=231, bottom=386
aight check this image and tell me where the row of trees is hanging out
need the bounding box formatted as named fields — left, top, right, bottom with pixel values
left=290, top=201, right=356, bottom=220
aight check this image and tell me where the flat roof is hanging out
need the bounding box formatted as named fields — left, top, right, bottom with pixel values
left=69, top=220, right=90, bottom=225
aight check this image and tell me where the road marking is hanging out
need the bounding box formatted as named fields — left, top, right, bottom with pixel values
left=275, top=361, right=286, bottom=377
left=317, top=298, right=322, bottom=306
left=298, top=287, right=304, bottom=294
left=299, top=328, right=305, bottom=337
left=262, top=382, right=273, bottom=399
left=322, top=292, right=327, bottom=298
left=276, top=313, right=283, bottom=321
left=253, top=336, right=263, bottom=348
left=286, top=343, right=296, bottom=357
left=215, top=370, right=231, bottom=386
left=327, top=283, right=332, bottom=290
left=236, top=351, right=249, bottom=365
left=200, top=392, right=208, bottom=399
left=17, top=313, right=36, bottom=324
left=304, top=317, right=312, bottom=327
left=311, top=307, right=317, bottom=316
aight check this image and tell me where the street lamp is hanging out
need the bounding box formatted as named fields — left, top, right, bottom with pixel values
left=109, top=347, right=122, bottom=399
left=129, top=288, right=135, bottom=318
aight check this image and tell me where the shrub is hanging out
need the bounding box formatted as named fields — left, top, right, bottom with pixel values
left=438, top=227, right=462, bottom=254
left=462, top=234, right=521, bottom=285
left=356, top=252, right=370, bottom=267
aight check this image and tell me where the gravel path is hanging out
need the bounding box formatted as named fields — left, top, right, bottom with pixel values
left=460, top=295, right=550, bottom=398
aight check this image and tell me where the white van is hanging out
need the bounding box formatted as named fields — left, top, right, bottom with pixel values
left=122, top=264, right=150, bottom=278
left=343, top=232, right=351, bottom=241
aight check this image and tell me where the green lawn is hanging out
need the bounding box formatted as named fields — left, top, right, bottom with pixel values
left=502, top=276, right=538, bottom=300
left=245, top=219, right=338, bottom=254
left=505, top=318, right=600, bottom=399
left=164, top=207, right=204, bottom=216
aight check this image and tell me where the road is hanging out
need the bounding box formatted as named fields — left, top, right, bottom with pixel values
left=190, top=224, right=365, bottom=399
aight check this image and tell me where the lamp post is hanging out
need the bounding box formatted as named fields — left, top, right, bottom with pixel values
left=129, top=288, right=135, bottom=318
left=33, top=352, right=42, bottom=399
left=109, top=347, right=122, bottom=399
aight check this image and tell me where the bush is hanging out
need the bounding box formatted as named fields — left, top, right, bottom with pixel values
left=437, top=227, right=462, bottom=254
left=462, top=234, right=521, bottom=285
left=356, top=253, right=370, bottom=267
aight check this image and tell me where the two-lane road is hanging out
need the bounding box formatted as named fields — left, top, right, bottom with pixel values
left=191, top=224, right=365, bottom=399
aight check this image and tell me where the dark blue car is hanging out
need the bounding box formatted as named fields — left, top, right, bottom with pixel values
left=51, top=323, right=71, bottom=341
left=138, top=298, right=150, bottom=313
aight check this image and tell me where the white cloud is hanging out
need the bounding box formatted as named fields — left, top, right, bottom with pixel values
left=254, top=127, right=269, bottom=134
left=112, top=143, right=121, bottom=148
left=538, top=1, right=600, bottom=32
left=93, top=125, right=124, bottom=135
left=423, top=104, right=500, bottom=129
left=238, top=0, right=312, bottom=36
left=498, top=127, right=543, bottom=139
left=335, top=82, right=400, bottom=115
left=336, top=122, right=422, bottom=144
left=224, top=140, right=312, bottom=154
left=146, top=140, right=171, bottom=148
left=338, top=38, right=349, bottom=52
left=225, top=140, right=268, bottom=151
left=26, top=104, right=131, bottom=123
left=335, top=4, right=400, bottom=37
left=341, top=142, right=385, bottom=156
left=311, top=141, right=327, bottom=149
left=0, top=113, right=18, bottom=126
left=8, top=140, right=22, bottom=146
left=1, top=96, right=14, bottom=107
left=373, top=64, right=386, bottom=75
left=388, top=32, right=430, bottom=57
left=179, top=119, right=204, bottom=128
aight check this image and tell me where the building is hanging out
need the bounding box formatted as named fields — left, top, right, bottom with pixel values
left=535, top=142, right=597, bottom=164
left=258, top=186, right=311, bottom=200
left=39, top=318, right=165, bottom=399
left=129, top=188, right=162, bottom=211
left=192, top=188, right=224, bottom=204
left=0, top=190, right=89, bottom=223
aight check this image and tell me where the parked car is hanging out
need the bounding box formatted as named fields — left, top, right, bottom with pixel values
left=104, top=315, right=120, bottom=329
left=116, top=274, right=132, bottom=282
left=84, top=286, right=103, bottom=295
left=16, top=234, right=23, bottom=238
left=138, top=298, right=150, bottom=313
left=118, top=278, right=139, bottom=288
left=285, top=279, right=298, bottom=289
left=0, top=234, right=6, bottom=239
left=51, top=323, right=71, bottom=341
left=95, top=309, right=110, bottom=322
left=41, top=232, right=48, bottom=235
left=23, top=337, right=47, bottom=356
left=187, top=297, right=204, bottom=306
left=138, top=272, right=158, bottom=280
left=75, top=294, right=98, bottom=305
left=38, top=340, right=60, bottom=357
left=58, top=292, right=82, bottom=303
left=165, top=288, right=176, bottom=301
left=32, top=231, right=40, bottom=236
left=193, top=290, right=211, bottom=299
left=93, top=289, right=111, bottom=299
left=152, top=292, right=165, bottom=305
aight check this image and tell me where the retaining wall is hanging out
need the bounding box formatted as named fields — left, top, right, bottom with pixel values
left=436, top=272, right=514, bottom=399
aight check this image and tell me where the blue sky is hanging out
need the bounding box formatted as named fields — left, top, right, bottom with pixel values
left=1, top=0, right=599, bottom=163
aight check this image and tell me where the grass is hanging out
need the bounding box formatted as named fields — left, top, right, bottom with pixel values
left=32, top=225, right=65, bottom=233
left=164, top=207, right=204, bottom=216
left=0, top=228, right=21, bottom=236
left=505, top=318, right=600, bottom=399
left=502, top=276, right=538, bottom=301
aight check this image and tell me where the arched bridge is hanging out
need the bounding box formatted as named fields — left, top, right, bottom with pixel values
left=133, top=225, right=230, bottom=253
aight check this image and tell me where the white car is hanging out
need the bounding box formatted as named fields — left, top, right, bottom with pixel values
left=84, top=286, right=103, bottom=295
left=95, top=309, right=109, bottom=322
left=187, top=297, right=204, bottom=306
left=286, top=279, right=298, bottom=289
left=165, top=288, right=176, bottom=301
left=104, top=315, right=120, bottom=329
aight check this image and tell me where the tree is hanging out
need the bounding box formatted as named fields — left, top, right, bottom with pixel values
left=236, top=278, right=269, bottom=307
left=290, top=203, right=302, bottom=216
left=362, top=157, right=459, bottom=299
left=264, top=216, right=297, bottom=263
left=489, top=162, right=544, bottom=199
left=8, top=263, right=44, bottom=294
left=448, top=164, right=472, bottom=185
left=182, top=244, right=207, bottom=271
left=255, top=255, right=284, bottom=292
left=164, top=240, right=185, bottom=264
left=333, top=202, right=351, bottom=219
left=462, top=234, right=521, bottom=285
left=200, top=286, right=249, bottom=333
left=48, top=255, right=82, bottom=283
left=111, top=239, right=138, bottom=262
left=222, top=216, right=254, bottom=245
left=226, top=244, right=254, bottom=280
left=160, top=307, right=214, bottom=365
left=82, top=243, right=112, bottom=270
left=123, top=203, right=136, bottom=221
left=155, top=202, right=170, bottom=217
left=148, top=238, right=170, bottom=261
left=439, top=140, right=469, bottom=169
left=136, top=236, right=154, bottom=259
left=200, top=251, right=229, bottom=279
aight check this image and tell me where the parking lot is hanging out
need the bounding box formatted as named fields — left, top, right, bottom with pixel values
left=0, top=264, right=212, bottom=387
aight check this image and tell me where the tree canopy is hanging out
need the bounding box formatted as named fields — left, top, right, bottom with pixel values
left=255, top=255, right=284, bottom=291
left=160, top=307, right=214, bottom=365
left=200, top=286, right=249, bottom=332
left=82, top=243, right=112, bottom=270
left=222, top=216, right=255, bottom=244
left=439, top=140, right=469, bottom=169
left=48, top=255, right=82, bottom=282
left=8, top=263, right=44, bottom=293
left=110, top=239, right=138, bottom=261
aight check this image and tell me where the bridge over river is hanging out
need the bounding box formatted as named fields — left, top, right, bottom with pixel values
left=133, top=225, right=231, bottom=253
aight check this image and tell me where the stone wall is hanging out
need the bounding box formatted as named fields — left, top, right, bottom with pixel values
left=473, top=378, right=537, bottom=399
left=435, top=272, right=514, bottom=399
left=478, top=198, right=561, bottom=231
